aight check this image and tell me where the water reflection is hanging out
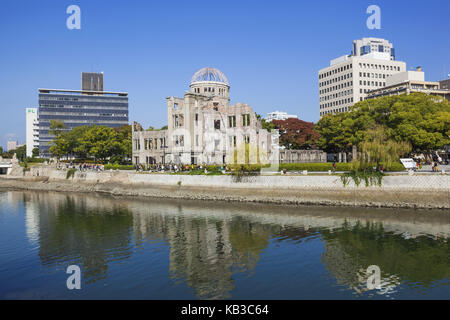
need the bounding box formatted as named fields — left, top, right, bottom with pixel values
left=2, top=191, right=449, bottom=299
left=322, top=221, right=449, bottom=296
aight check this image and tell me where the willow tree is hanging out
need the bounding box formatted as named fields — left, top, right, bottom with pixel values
left=356, top=125, right=411, bottom=171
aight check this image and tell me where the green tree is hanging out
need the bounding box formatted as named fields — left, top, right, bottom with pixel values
left=49, top=120, right=67, bottom=136
left=9, top=145, right=27, bottom=161
left=316, top=113, right=354, bottom=152
left=32, top=147, right=39, bottom=158
left=48, top=120, right=69, bottom=159
left=261, top=118, right=275, bottom=132
left=114, top=124, right=132, bottom=162
left=356, top=125, right=411, bottom=171
left=75, top=125, right=122, bottom=162
left=49, top=134, right=70, bottom=159
left=317, top=93, right=450, bottom=153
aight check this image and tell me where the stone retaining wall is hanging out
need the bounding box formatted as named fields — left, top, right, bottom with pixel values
left=0, top=166, right=448, bottom=209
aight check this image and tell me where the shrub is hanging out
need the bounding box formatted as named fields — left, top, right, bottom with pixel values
left=26, top=158, right=48, bottom=163
left=104, top=164, right=134, bottom=170
left=61, top=159, right=96, bottom=164
left=66, top=168, right=77, bottom=179
left=278, top=162, right=404, bottom=172
left=279, top=163, right=339, bottom=172
left=340, top=171, right=384, bottom=187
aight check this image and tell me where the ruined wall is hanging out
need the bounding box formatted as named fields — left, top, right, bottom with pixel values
left=279, top=150, right=327, bottom=163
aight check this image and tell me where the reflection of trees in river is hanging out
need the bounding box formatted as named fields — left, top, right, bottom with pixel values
left=15, top=191, right=449, bottom=299
left=27, top=193, right=134, bottom=284
left=321, top=221, right=449, bottom=294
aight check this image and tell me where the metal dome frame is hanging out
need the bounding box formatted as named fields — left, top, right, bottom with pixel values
left=190, top=67, right=229, bottom=86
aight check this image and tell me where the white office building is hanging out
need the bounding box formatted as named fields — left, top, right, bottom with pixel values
left=266, top=111, right=298, bottom=122
left=26, top=108, right=39, bottom=157
left=319, top=38, right=406, bottom=117
left=7, top=141, right=19, bottom=152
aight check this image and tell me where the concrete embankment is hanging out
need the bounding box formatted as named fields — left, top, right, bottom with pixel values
left=0, top=166, right=449, bottom=209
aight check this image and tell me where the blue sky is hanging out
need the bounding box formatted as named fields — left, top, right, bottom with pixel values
left=0, top=0, right=449, bottom=149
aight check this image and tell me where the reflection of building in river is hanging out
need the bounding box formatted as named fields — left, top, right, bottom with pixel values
left=132, top=211, right=272, bottom=299
left=12, top=191, right=449, bottom=298
left=24, top=197, right=40, bottom=245
left=22, top=192, right=134, bottom=284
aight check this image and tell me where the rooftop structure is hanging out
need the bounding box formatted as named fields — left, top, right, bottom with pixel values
left=81, top=72, right=104, bottom=92
left=366, top=67, right=450, bottom=101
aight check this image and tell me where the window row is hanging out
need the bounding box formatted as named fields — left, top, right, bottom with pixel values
left=192, top=87, right=229, bottom=95
left=320, top=107, right=349, bottom=116
left=320, top=98, right=354, bottom=109
left=359, top=72, right=393, bottom=79
left=143, top=138, right=166, bottom=150
left=319, top=64, right=353, bottom=79
left=319, top=74, right=352, bottom=87
left=320, top=89, right=353, bottom=102
left=358, top=63, right=401, bottom=71
left=359, top=80, right=386, bottom=87
left=320, top=82, right=353, bottom=94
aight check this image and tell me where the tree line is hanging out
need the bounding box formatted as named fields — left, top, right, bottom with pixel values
left=316, top=93, right=450, bottom=154
left=49, top=120, right=132, bottom=163
left=262, top=93, right=449, bottom=155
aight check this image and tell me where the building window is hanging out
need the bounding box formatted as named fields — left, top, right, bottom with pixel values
left=173, top=114, right=184, bottom=127
left=228, top=115, right=236, bottom=128
left=230, top=135, right=236, bottom=147
left=242, top=114, right=251, bottom=126
left=174, top=135, right=184, bottom=147
left=214, top=120, right=221, bottom=130
left=134, top=139, right=140, bottom=150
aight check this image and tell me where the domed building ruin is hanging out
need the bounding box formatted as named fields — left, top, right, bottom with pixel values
left=132, top=67, right=277, bottom=165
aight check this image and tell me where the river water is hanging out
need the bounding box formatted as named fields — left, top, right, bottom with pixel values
left=0, top=190, right=448, bottom=300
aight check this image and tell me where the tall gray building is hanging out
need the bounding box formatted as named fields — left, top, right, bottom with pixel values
left=81, top=72, right=104, bottom=91
left=38, top=73, right=128, bottom=157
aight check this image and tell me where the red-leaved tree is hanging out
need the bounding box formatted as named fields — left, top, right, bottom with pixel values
left=272, top=118, right=320, bottom=150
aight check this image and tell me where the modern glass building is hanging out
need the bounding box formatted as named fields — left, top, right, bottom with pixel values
left=38, top=88, right=129, bottom=157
